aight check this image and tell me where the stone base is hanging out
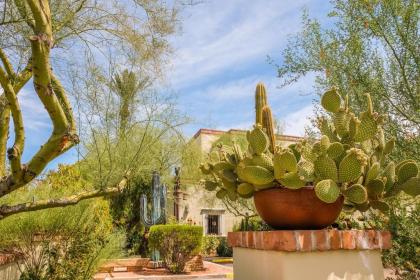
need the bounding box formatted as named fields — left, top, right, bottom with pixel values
left=234, top=247, right=384, bottom=280
left=228, top=230, right=391, bottom=280
left=147, top=260, right=164, bottom=269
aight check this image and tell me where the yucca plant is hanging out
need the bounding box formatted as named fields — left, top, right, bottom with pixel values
left=200, top=83, right=419, bottom=214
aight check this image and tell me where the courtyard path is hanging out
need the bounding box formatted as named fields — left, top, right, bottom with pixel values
left=94, top=261, right=233, bottom=280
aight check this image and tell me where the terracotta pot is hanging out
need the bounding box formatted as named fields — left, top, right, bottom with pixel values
left=253, top=186, right=344, bottom=229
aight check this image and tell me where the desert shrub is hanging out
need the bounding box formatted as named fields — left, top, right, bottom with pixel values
left=379, top=198, right=420, bottom=280
left=148, top=225, right=202, bottom=273
left=0, top=165, right=124, bottom=280
left=216, top=237, right=232, bottom=257
left=202, top=235, right=220, bottom=256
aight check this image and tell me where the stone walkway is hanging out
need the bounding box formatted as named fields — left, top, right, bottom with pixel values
left=93, top=261, right=233, bottom=280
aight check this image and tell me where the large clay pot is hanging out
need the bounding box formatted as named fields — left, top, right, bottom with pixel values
left=253, top=187, right=344, bottom=229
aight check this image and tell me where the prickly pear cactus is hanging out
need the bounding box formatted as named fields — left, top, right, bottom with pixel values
left=198, top=83, right=419, bottom=215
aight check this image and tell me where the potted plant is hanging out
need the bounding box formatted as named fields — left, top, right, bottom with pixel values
left=200, top=83, right=419, bottom=229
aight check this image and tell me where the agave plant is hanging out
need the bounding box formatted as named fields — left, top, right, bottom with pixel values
left=200, top=83, right=419, bottom=213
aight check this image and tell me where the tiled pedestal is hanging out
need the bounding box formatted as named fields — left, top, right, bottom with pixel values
left=228, top=230, right=391, bottom=280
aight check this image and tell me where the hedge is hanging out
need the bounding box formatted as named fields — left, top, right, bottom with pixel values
left=148, top=225, right=203, bottom=273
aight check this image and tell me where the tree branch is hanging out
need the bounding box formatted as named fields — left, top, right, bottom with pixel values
left=0, top=48, right=15, bottom=78
left=0, top=61, right=32, bottom=178
left=0, top=0, right=78, bottom=198
left=0, top=175, right=128, bottom=220
left=0, top=67, right=24, bottom=180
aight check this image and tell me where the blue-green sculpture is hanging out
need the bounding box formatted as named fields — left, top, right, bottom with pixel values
left=140, top=171, right=167, bottom=262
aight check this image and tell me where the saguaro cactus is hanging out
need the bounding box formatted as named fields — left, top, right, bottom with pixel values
left=140, top=171, right=167, bottom=263
left=140, top=171, right=167, bottom=227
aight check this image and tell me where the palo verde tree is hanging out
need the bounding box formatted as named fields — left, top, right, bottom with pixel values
left=0, top=0, right=180, bottom=219
left=273, top=0, right=419, bottom=160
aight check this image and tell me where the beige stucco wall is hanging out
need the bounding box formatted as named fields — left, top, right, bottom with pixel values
left=233, top=247, right=384, bottom=280
left=183, top=185, right=243, bottom=236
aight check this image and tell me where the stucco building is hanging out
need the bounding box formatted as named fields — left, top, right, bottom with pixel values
left=179, top=128, right=303, bottom=236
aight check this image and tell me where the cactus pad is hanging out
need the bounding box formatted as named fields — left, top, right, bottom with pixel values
left=321, top=88, right=341, bottom=113
left=220, top=177, right=237, bottom=192
left=254, top=181, right=276, bottom=191
left=367, top=178, right=385, bottom=197
left=237, top=183, right=254, bottom=196
left=273, top=149, right=298, bottom=179
left=382, top=162, right=396, bottom=192
left=297, top=160, right=315, bottom=181
left=247, top=125, right=269, bottom=155
left=354, top=202, right=370, bottom=212
left=252, top=153, right=274, bottom=171
left=314, top=155, right=338, bottom=181
left=239, top=165, right=274, bottom=185
left=327, top=142, right=344, bottom=159
left=221, top=169, right=237, bottom=183
left=354, top=93, right=378, bottom=142
left=204, top=180, right=219, bottom=191
left=315, top=179, right=340, bottom=203
left=338, top=148, right=367, bottom=182
left=383, top=138, right=395, bottom=154
left=334, top=109, right=350, bottom=137
left=213, top=161, right=234, bottom=172
left=397, top=161, right=418, bottom=184
left=399, top=177, right=420, bottom=196
left=278, top=172, right=306, bottom=189
left=366, top=162, right=380, bottom=184
left=354, top=112, right=378, bottom=142
left=343, top=184, right=367, bottom=204
left=199, top=163, right=212, bottom=175
left=370, top=200, right=389, bottom=213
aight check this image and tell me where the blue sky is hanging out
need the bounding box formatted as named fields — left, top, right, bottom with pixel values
left=170, top=0, right=332, bottom=137
left=13, top=0, right=332, bottom=170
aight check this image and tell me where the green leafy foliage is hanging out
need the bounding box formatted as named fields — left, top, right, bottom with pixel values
left=216, top=237, right=232, bottom=257
left=201, top=236, right=232, bottom=257
left=0, top=165, right=123, bottom=280
left=148, top=225, right=203, bottom=273
left=273, top=0, right=419, bottom=161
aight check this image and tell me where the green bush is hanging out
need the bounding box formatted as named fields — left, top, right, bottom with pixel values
left=216, top=237, right=232, bottom=257
left=202, top=235, right=220, bottom=256
left=148, top=225, right=202, bottom=273
left=201, top=236, right=232, bottom=257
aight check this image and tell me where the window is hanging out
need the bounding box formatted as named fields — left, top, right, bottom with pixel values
left=207, top=215, right=219, bottom=235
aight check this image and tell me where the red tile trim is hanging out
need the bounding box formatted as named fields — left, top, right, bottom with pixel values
left=227, top=230, right=392, bottom=252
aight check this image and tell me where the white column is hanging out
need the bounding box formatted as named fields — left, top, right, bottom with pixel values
left=202, top=214, right=207, bottom=236
left=220, top=214, right=224, bottom=236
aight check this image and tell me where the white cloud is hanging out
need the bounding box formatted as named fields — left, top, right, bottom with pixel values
left=282, top=104, right=314, bottom=136
left=170, top=0, right=314, bottom=89
left=18, top=88, right=51, bottom=131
